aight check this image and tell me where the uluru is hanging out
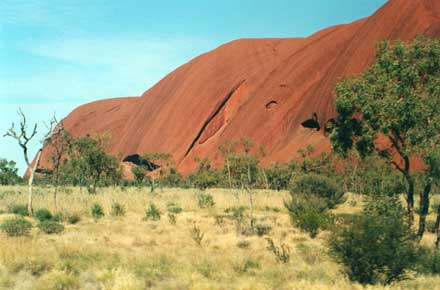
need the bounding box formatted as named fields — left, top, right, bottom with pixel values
left=38, top=0, right=440, bottom=174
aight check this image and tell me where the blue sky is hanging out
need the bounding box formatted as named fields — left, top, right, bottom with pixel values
left=0, top=0, right=386, bottom=173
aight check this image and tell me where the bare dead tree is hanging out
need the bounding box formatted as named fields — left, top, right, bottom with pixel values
left=47, top=119, right=71, bottom=211
left=4, top=109, right=56, bottom=216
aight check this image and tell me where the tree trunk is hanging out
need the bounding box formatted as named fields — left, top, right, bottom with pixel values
left=404, top=173, right=415, bottom=226
left=226, top=160, right=232, bottom=189
left=435, top=204, right=440, bottom=249
left=417, top=181, right=431, bottom=240
left=27, top=149, right=42, bottom=216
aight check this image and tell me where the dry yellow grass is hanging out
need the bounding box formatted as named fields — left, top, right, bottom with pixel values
left=0, top=185, right=438, bottom=290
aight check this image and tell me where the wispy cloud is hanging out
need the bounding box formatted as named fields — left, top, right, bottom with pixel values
left=0, top=36, right=214, bottom=104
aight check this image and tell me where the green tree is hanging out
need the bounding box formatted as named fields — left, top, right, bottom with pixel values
left=329, top=37, right=440, bottom=239
left=68, top=134, right=122, bottom=193
left=330, top=195, right=417, bottom=285
left=266, top=162, right=292, bottom=191
left=0, top=158, right=21, bottom=185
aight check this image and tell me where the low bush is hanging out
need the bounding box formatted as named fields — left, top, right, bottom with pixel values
left=34, top=208, right=53, bottom=222
left=67, top=213, right=81, bottom=224
left=145, top=203, right=161, bottom=221
left=290, top=174, right=345, bottom=209
left=91, top=203, right=104, bottom=220
left=197, top=192, right=215, bottom=208
left=285, top=195, right=332, bottom=238
left=236, top=240, right=250, bottom=249
left=0, top=217, right=32, bottom=236
left=255, top=223, right=272, bottom=236
left=111, top=202, right=126, bottom=216
left=8, top=204, right=28, bottom=216
left=168, top=213, right=177, bottom=225
left=166, top=202, right=183, bottom=214
left=37, top=220, right=64, bottom=234
left=416, top=248, right=440, bottom=274
left=330, top=195, right=416, bottom=285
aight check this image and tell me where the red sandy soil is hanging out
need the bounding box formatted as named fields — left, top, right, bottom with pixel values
left=38, top=0, right=440, bottom=174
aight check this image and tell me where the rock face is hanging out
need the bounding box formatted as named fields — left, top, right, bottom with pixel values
left=40, top=0, right=440, bottom=174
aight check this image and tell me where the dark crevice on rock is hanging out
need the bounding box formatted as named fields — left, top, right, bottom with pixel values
left=184, top=80, right=246, bottom=157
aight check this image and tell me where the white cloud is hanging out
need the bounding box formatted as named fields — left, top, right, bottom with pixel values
left=0, top=36, right=214, bottom=104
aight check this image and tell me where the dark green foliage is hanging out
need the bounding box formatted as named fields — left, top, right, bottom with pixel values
left=266, top=162, right=292, bottom=190
left=266, top=238, right=290, bottom=263
left=166, top=202, right=183, bottom=214
left=131, top=166, right=146, bottom=186
left=287, top=199, right=332, bottom=238
left=290, top=174, right=345, bottom=209
left=90, top=203, right=104, bottom=220
left=416, top=248, right=440, bottom=274
left=111, top=202, right=125, bottom=216
left=52, top=212, right=63, bottom=222
left=0, top=158, right=21, bottom=185
left=37, top=220, right=64, bottom=234
left=286, top=174, right=343, bottom=238
left=330, top=196, right=416, bottom=285
left=145, top=203, right=161, bottom=221
left=254, top=223, right=272, bottom=236
left=68, top=135, right=122, bottom=193
left=193, top=171, right=219, bottom=190
left=161, top=167, right=184, bottom=187
left=197, top=192, right=215, bottom=208
left=0, top=217, right=32, bottom=236
left=34, top=208, right=53, bottom=222
left=67, top=213, right=81, bottom=224
left=8, top=204, right=29, bottom=216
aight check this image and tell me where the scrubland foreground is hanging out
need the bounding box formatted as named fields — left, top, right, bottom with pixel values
left=0, top=186, right=439, bottom=290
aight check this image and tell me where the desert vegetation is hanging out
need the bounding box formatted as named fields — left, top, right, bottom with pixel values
left=0, top=36, right=439, bottom=290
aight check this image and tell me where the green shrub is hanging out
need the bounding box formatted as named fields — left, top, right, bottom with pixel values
left=285, top=195, right=332, bottom=238
left=330, top=195, right=416, bottom=285
left=255, top=223, right=272, bottom=236
left=67, top=213, right=81, bottom=224
left=37, top=220, right=64, bottom=234
left=426, top=219, right=437, bottom=233
left=8, top=204, right=28, bottom=216
left=90, top=203, right=104, bottom=220
left=166, top=202, right=183, bottom=214
left=416, top=248, right=440, bottom=274
left=0, top=217, right=32, bottom=236
left=290, top=174, right=345, bottom=209
left=111, top=202, right=125, bottom=216
left=52, top=212, right=64, bottom=222
left=34, top=208, right=53, bottom=222
left=144, top=203, right=161, bottom=221
left=197, top=192, right=215, bottom=208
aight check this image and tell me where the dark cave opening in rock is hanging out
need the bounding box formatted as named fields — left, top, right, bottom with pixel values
left=301, top=112, right=321, bottom=131
left=123, top=154, right=159, bottom=171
